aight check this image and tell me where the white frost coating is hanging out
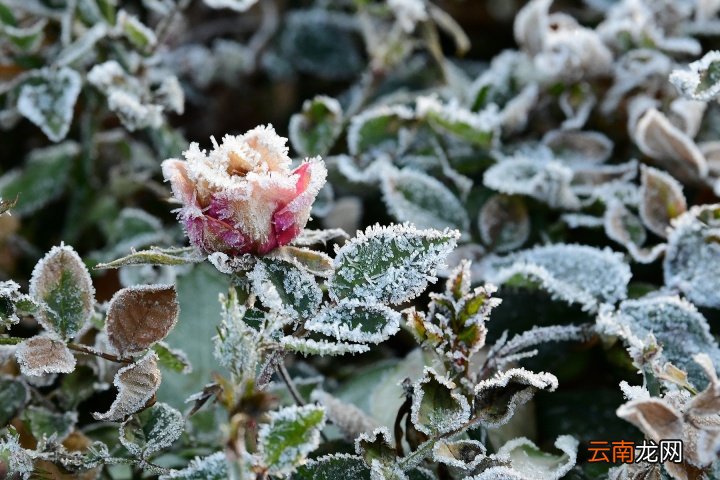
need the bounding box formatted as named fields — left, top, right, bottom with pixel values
left=107, top=90, right=164, bottom=131
left=483, top=158, right=579, bottom=209
left=513, top=0, right=551, bottom=55
left=388, top=0, right=428, bottom=32
left=15, top=336, right=76, bottom=377
left=543, top=129, right=613, bottom=166
left=56, top=23, right=108, bottom=66
left=354, top=426, right=393, bottom=456
left=203, top=0, right=258, bottom=12
left=213, top=292, right=259, bottom=380
left=249, top=259, right=322, bottom=319
left=664, top=204, right=720, bottom=308
left=561, top=213, right=605, bottom=229
left=1, top=281, right=24, bottom=329
left=0, top=432, right=34, bottom=480
left=311, top=389, right=379, bottom=439
left=489, top=325, right=589, bottom=369
left=291, top=228, right=348, bottom=246
left=120, top=402, right=184, bottom=457
left=670, top=51, right=720, bottom=101
left=619, top=381, right=650, bottom=401
left=159, top=451, right=228, bottom=479
left=257, top=404, right=326, bottom=475
left=639, top=165, right=687, bottom=239
left=305, top=299, right=401, bottom=345
left=289, top=95, right=342, bottom=157
left=410, top=367, right=471, bottom=435
left=500, top=83, right=539, bottom=133
left=495, top=435, right=578, bottom=480
left=480, top=244, right=631, bottom=312
left=93, top=352, right=162, bottom=421
left=479, top=194, right=530, bottom=252
left=17, top=67, right=82, bottom=142
left=432, top=439, right=487, bottom=470
left=280, top=336, right=370, bottom=356
left=207, top=252, right=255, bottom=274
left=416, top=95, right=500, bottom=143
left=115, top=10, right=157, bottom=49
left=347, top=105, right=414, bottom=156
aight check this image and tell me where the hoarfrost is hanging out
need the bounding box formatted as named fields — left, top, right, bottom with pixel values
left=305, top=299, right=401, bottom=345
left=93, top=352, right=162, bottom=421
left=280, top=337, right=370, bottom=357
left=479, top=194, right=530, bottom=252
left=432, top=439, right=487, bottom=471
left=120, top=402, right=184, bottom=458
left=213, top=291, right=259, bottom=380
left=410, top=367, right=471, bottom=435
left=250, top=258, right=322, bottom=320
left=203, top=0, right=258, bottom=12
left=0, top=431, right=33, bottom=480
left=159, top=451, right=228, bottom=479
left=670, top=51, right=720, bottom=102
left=494, top=435, right=578, bottom=480
left=387, top=0, right=428, bottom=32
left=15, top=336, right=76, bottom=376
left=639, top=165, right=687, bottom=238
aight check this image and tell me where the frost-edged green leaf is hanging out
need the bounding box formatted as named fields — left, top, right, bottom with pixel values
left=494, top=435, right=579, bottom=480
left=292, top=453, right=370, bottom=480
left=117, top=10, right=156, bottom=52
left=280, top=336, right=370, bottom=357
left=153, top=342, right=192, bottom=374
left=289, top=95, right=342, bottom=157
left=56, top=23, right=107, bottom=66
left=306, top=300, right=401, bottom=345
left=203, top=0, right=257, bottom=11
left=0, top=142, right=78, bottom=215
left=120, top=402, right=183, bottom=458
left=258, top=404, right=326, bottom=475
left=213, top=290, right=259, bottom=379
left=106, top=284, right=179, bottom=356
left=0, top=281, right=36, bottom=331
left=473, top=368, right=558, bottom=428
left=29, top=244, right=95, bottom=339
left=93, top=352, right=162, bottom=421
left=22, top=406, right=76, bottom=442
left=17, top=68, right=81, bottom=142
left=481, top=244, right=631, bottom=312
left=479, top=195, right=530, bottom=252
left=670, top=51, right=720, bottom=102
left=0, top=377, right=29, bottom=426
left=95, top=246, right=205, bottom=269
left=411, top=367, right=470, bottom=435
left=268, top=246, right=334, bottom=278
left=416, top=96, right=498, bottom=147
left=483, top=158, right=579, bottom=209
left=639, top=165, right=686, bottom=238
left=0, top=16, right=46, bottom=51
left=597, top=295, right=720, bottom=387
left=604, top=201, right=646, bottom=248
left=348, top=105, right=415, bottom=156
left=432, top=439, right=488, bottom=471
left=664, top=204, right=720, bottom=308
left=0, top=430, right=33, bottom=480
left=250, top=258, right=322, bottom=320
left=159, top=452, right=228, bottom=479
left=15, top=336, right=76, bottom=376
left=329, top=224, right=459, bottom=305
left=381, top=168, right=470, bottom=233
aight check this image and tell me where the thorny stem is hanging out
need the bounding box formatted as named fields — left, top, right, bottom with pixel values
left=67, top=343, right=132, bottom=364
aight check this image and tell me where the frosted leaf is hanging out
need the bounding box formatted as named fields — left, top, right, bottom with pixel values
left=15, top=336, right=76, bottom=377
left=416, top=95, right=498, bottom=147
left=558, top=85, right=596, bottom=130
left=106, top=284, right=179, bottom=356
left=328, top=224, right=459, bottom=305
left=0, top=16, right=46, bottom=52
left=0, top=430, right=33, bottom=480
left=96, top=246, right=205, bottom=269
left=311, top=390, right=379, bottom=440
left=474, top=368, right=558, bottom=428
left=355, top=427, right=395, bottom=466
left=483, top=158, right=579, bottom=209
left=513, top=0, right=550, bottom=55
left=207, top=252, right=255, bottom=274
left=116, top=10, right=157, bottom=51
left=289, top=95, right=342, bottom=157
left=604, top=201, right=646, bottom=249
left=56, top=23, right=107, bottom=66
left=120, top=402, right=184, bottom=458
left=17, top=67, right=81, bottom=142
left=619, top=381, right=650, bottom=402
left=381, top=167, right=470, bottom=233
left=155, top=76, right=185, bottom=115
left=479, top=194, right=530, bottom=252
left=203, top=0, right=258, bottom=12
left=306, top=299, right=401, bottom=345
left=597, top=295, right=720, bottom=387
left=670, top=51, right=720, bottom=102
left=432, top=439, right=488, bottom=471
left=257, top=404, right=326, bottom=475
left=268, top=246, right=334, bottom=278
left=561, top=213, right=605, bottom=229
left=668, top=98, right=706, bottom=139
left=93, top=352, right=162, bottom=421
left=632, top=108, right=707, bottom=184
left=411, top=367, right=471, bottom=435
left=664, top=204, right=720, bottom=307
left=388, top=0, right=428, bottom=32
left=639, top=165, right=687, bottom=238
left=159, top=452, right=228, bottom=479
left=0, top=281, right=37, bottom=331
left=213, top=290, right=259, bottom=380
left=22, top=405, right=76, bottom=442
left=30, top=244, right=95, bottom=340
left=250, top=258, right=322, bottom=320
left=0, top=377, right=29, bottom=425
left=616, top=398, right=683, bottom=443
left=500, top=83, right=539, bottom=134
left=292, top=453, right=370, bottom=480
left=571, top=161, right=638, bottom=195
left=543, top=130, right=613, bottom=165
left=107, top=90, right=163, bottom=131
left=480, top=244, right=631, bottom=312
left=280, top=336, right=370, bottom=357
left=347, top=105, right=415, bottom=156
left=292, top=228, right=348, bottom=247
left=495, top=435, right=578, bottom=480
left=153, top=342, right=192, bottom=374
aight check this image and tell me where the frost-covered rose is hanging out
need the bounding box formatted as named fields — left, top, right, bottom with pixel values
left=162, top=125, right=327, bottom=255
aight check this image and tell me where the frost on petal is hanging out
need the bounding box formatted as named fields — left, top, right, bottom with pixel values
left=257, top=404, right=326, bottom=475
left=639, top=166, right=687, bottom=239
left=280, top=337, right=370, bottom=357
left=293, top=453, right=370, bottom=480
left=473, top=368, right=557, bottom=428
left=311, top=390, right=379, bottom=440
left=93, top=352, right=162, bottom=421
left=249, top=258, right=322, bottom=320
left=159, top=452, right=228, bottom=479
left=106, top=284, right=179, bottom=357
left=17, top=67, right=81, bottom=142
left=480, top=244, right=631, bottom=312
left=29, top=244, right=95, bottom=340
left=411, top=367, right=471, bottom=435
left=381, top=167, right=470, bottom=233
left=305, top=299, right=401, bottom=345
left=664, top=204, right=720, bottom=308
left=15, top=336, right=76, bottom=377
left=670, top=51, right=720, bottom=102
left=495, top=435, right=578, bottom=480
left=120, top=402, right=184, bottom=458
left=328, top=224, right=459, bottom=305
left=479, top=194, right=530, bottom=253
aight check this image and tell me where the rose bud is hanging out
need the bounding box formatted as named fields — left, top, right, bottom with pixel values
left=161, top=125, right=327, bottom=255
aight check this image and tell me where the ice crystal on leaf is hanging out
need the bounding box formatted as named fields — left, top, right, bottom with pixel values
left=639, top=165, right=687, bottom=238
left=306, top=299, right=401, bottom=345
left=0, top=430, right=33, bottom=480
left=289, top=95, right=343, bottom=158
left=213, top=290, right=260, bottom=380
left=159, top=452, right=228, bottom=479
left=347, top=105, right=415, bottom=156
left=292, top=453, right=371, bottom=479
left=328, top=224, right=459, bottom=305
left=478, top=194, right=530, bottom=252
left=387, top=0, right=428, bottom=33
left=670, top=51, right=720, bottom=102
left=410, top=367, right=471, bottom=435
left=492, top=435, right=578, bottom=480
left=432, top=439, right=488, bottom=472
left=120, top=402, right=184, bottom=459
left=250, top=258, right=322, bottom=320
left=93, top=352, right=162, bottom=421
left=0, top=281, right=37, bottom=331
left=15, top=336, right=76, bottom=377
left=416, top=95, right=499, bottom=147
left=480, top=244, right=631, bottom=312
left=280, top=337, right=370, bottom=357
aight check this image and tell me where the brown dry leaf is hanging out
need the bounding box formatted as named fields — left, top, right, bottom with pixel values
left=93, top=352, right=161, bottom=421
left=106, top=284, right=179, bottom=357
left=15, top=336, right=76, bottom=377
left=688, top=354, right=720, bottom=416
left=639, top=165, right=687, bottom=238
left=616, top=398, right=684, bottom=442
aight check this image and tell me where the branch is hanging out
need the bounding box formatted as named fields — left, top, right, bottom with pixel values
left=67, top=343, right=132, bottom=364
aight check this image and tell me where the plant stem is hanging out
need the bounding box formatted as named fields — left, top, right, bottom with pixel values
left=67, top=343, right=132, bottom=364
left=276, top=361, right=305, bottom=406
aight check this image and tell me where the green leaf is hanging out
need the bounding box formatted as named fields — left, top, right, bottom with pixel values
left=417, top=96, right=497, bottom=147
left=356, top=428, right=396, bottom=466
left=348, top=105, right=415, bottom=155
left=250, top=258, right=322, bottom=320
left=305, top=300, right=401, bottom=344
left=0, top=142, right=78, bottom=215
left=23, top=406, right=76, bottom=442
left=292, top=454, right=370, bottom=480
left=95, top=246, right=204, bottom=269
left=0, top=18, right=46, bottom=51
left=29, top=244, right=95, bottom=340
left=258, top=404, right=326, bottom=475
left=279, top=337, right=371, bottom=356
left=289, top=95, right=342, bottom=157
left=17, top=68, right=82, bottom=142
left=118, top=10, right=156, bottom=52
left=411, top=368, right=470, bottom=435
left=59, top=365, right=98, bottom=410
left=153, top=342, right=192, bottom=374
left=158, top=452, right=228, bottom=480
left=120, top=403, right=184, bottom=458
left=0, top=377, right=28, bottom=426
left=329, top=224, right=459, bottom=305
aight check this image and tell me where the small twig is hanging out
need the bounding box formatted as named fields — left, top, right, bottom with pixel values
left=276, top=362, right=305, bottom=407
left=67, top=343, right=132, bottom=364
